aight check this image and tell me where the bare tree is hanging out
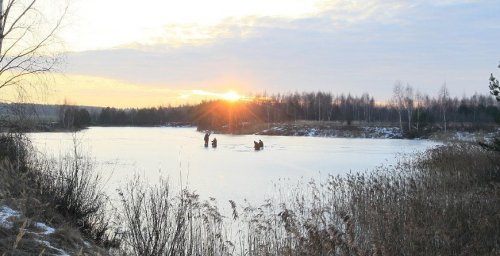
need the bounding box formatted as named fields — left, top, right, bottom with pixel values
left=403, top=84, right=414, bottom=132
left=0, top=0, right=67, bottom=93
left=392, top=81, right=404, bottom=131
left=414, top=90, right=423, bottom=132
left=438, top=83, right=449, bottom=132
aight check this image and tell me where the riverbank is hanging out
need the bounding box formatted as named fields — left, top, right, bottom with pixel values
left=203, top=120, right=500, bottom=142
left=0, top=134, right=117, bottom=255
left=4, top=118, right=500, bottom=142
left=1, top=131, right=499, bottom=254
left=256, top=121, right=403, bottom=138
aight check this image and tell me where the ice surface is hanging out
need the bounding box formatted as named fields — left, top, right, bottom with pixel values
left=30, top=127, right=439, bottom=206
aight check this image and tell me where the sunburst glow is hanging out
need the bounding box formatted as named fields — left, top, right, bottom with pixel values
left=222, top=91, right=242, bottom=102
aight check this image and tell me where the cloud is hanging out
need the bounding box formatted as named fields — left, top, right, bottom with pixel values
left=63, top=0, right=435, bottom=51
left=58, top=0, right=500, bottom=106
left=428, top=0, right=477, bottom=6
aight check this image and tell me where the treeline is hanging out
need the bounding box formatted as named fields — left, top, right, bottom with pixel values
left=96, top=106, right=190, bottom=126
left=59, top=87, right=500, bottom=134
left=58, top=105, right=191, bottom=128
left=191, top=85, right=500, bottom=134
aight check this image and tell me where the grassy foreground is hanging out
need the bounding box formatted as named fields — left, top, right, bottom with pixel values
left=0, top=134, right=116, bottom=255
left=1, top=133, right=499, bottom=255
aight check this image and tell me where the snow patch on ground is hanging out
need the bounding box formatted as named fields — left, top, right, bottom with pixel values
left=451, top=131, right=499, bottom=142
left=453, top=132, right=477, bottom=141
left=363, top=127, right=402, bottom=139
left=34, top=222, right=56, bottom=235
left=259, top=124, right=404, bottom=139
left=307, top=128, right=317, bottom=136
left=1, top=205, right=56, bottom=236
left=36, top=239, right=70, bottom=256
left=0, top=206, right=20, bottom=229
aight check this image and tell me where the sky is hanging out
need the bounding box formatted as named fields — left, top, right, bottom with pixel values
left=4, top=0, right=500, bottom=107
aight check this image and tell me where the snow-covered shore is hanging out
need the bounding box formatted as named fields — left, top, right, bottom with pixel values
left=257, top=123, right=403, bottom=139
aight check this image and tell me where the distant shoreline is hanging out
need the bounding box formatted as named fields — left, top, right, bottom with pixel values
left=3, top=120, right=499, bottom=142
left=196, top=121, right=500, bottom=142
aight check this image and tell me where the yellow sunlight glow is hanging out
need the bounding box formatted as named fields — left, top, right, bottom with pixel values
left=63, top=0, right=325, bottom=51
left=222, top=91, right=242, bottom=102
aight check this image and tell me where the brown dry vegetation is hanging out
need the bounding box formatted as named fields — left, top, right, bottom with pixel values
left=241, top=143, right=500, bottom=255
left=0, top=133, right=115, bottom=255
left=118, top=179, right=234, bottom=255
left=116, top=142, right=499, bottom=255
left=2, top=132, right=499, bottom=255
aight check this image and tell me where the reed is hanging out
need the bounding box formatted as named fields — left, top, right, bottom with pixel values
left=0, top=133, right=116, bottom=254
left=118, top=177, right=234, bottom=256
left=227, top=143, right=500, bottom=255
left=2, top=131, right=498, bottom=255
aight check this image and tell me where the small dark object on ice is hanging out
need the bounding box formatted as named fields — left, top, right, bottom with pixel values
left=204, top=132, right=210, bottom=147
left=254, top=140, right=264, bottom=150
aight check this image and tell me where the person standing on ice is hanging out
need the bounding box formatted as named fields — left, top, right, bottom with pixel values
left=204, top=132, right=210, bottom=147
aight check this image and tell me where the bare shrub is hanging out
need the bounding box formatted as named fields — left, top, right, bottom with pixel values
left=32, top=149, right=114, bottom=245
left=0, top=133, right=116, bottom=248
left=118, top=178, right=233, bottom=256
left=226, top=143, right=500, bottom=255
left=3, top=132, right=498, bottom=255
left=0, top=133, right=31, bottom=172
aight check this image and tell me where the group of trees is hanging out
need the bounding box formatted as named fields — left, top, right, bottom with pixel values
left=189, top=89, right=500, bottom=134
left=96, top=106, right=190, bottom=126
left=57, top=87, right=500, bottom=135
left=391, top=82, right=452, bottom=134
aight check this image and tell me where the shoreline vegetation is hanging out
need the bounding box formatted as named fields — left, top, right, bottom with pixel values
left=2, top=90, right=500, bottom=140
left=1, top=131, right=499, bottom=255
left=3, top=119, right=500, bottom=143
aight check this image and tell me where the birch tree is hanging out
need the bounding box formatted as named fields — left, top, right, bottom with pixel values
left=438, top=83, right=449, bottom=132
left=415, top=90, right=423, bottom=132
left=403, top=84, right=414, bottom=132
left=0, top=0, right=67, bottom=94
left=392, top=81, right=404, bottom=131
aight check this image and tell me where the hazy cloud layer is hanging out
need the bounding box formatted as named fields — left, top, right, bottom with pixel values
left=64, top=0, right=500, bottom=101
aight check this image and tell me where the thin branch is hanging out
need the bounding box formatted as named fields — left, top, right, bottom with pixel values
left=1, top=0, right=37, bottom=43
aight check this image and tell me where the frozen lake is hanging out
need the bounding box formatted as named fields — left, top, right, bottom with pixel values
left=30, top=127, right=439, bottom=205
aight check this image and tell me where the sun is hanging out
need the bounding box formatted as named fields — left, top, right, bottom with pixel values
left=222, top=91, right=242, bottom=102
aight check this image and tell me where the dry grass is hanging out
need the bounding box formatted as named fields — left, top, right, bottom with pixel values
left=227, top=143, right=500, bottom=255
left=32, top=153, right=113, bottom=245
left=2, top=132, right=499, bottom=255
left=118, top=178, right=234, bottom=256
left=0, top=133, right=116, bottom=255
left=119, top=143, right=500, bottom=255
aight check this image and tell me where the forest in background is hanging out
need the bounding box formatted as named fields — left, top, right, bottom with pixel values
left=56, top=86, right=500, bottom=135
left=2, top=85, right=500, bottom=136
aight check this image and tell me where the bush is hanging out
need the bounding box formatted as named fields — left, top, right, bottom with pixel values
left=0, top=133, right=30, bottom=172
left=235, top=143, right=500, bottom=255
left=3, top=132, right=498, bottom=255
left=116, top=143, right=500, bottom=255
left=0, top=133, right=117, bottom=248
left=118, top=178, right=233, bottom=256
left=33, top=153, right=114, bottom=245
